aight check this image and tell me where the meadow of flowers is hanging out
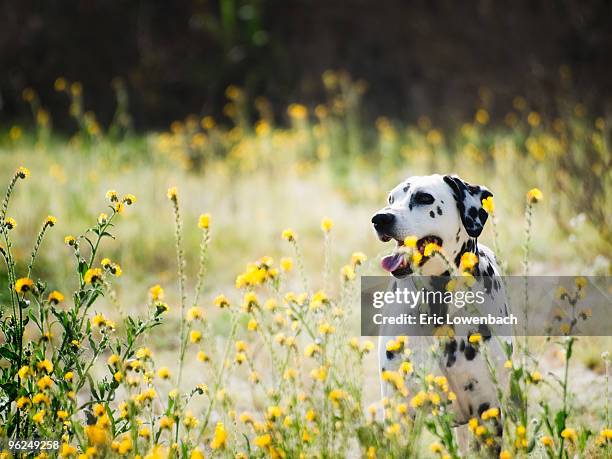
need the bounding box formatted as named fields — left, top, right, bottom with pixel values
left=0, top=73, right=610, bottom=458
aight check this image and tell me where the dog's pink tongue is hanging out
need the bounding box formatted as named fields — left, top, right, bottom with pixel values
left=381, top=253, right=404, bottom=272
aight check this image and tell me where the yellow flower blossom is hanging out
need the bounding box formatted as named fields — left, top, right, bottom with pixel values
left=198, top=213, right=211, bottom=229
left=37, top=359, right=54, bottom=373
left=149, top=284, right=164, bottom=301
left=526, top=188, right=543, bottom=203
left=280, top=257, right=293, bottom=272
left=167, top=187, right=178, bottom=201
left=281, top=228, right=296, bottom=241
left=32, top=410, right=45, bottom=424
left=530, top=371, right=542, bottom=383
left=189, top=330, right=202, bottom=343
left=214, top=294, right=230, bottom=308
left=18, top=365, right=30, bottom=379
left=341, top=264, right=356, bottom=281
left=84, top=268, right=103, bottom=284
left=15, top=278, right=34, bottom=293
left=187, top=306, right=204, bottom=321
left=351, top=251, right=367, bottom=266
left=48, top=290, right=64, bottom=304
left=540, top=436, right=554, bottom=447
left=157, top=367, right=171, bottom=379
left=254, top=434, right=272, bottom=448
left=37, top=375, right=53, bottom=391
left=321, top=217, right=334, bottom=233
left=482, top=196, right=495, bottom=213
left=561, top=427, right=577, bottom=443
left=16, top=166, right=30, bottom=179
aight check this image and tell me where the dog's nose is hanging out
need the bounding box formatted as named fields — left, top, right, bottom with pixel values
left=371, top=213, right=395, bottom=230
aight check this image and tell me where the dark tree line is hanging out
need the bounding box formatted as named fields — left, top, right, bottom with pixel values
left=2, top=0, right=611, bottom=130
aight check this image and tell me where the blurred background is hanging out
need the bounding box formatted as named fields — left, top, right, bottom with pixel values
left=3, top=0, right=612, bottom=129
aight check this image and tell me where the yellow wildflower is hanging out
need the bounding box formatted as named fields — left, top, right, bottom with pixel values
left=351, top=251, right=367, bottom=266
left=37, top=375, right=53, bottom=391
left=16, top=396, right=30, bottom=409
left=214, top=294, right=230, bottom=308
left=84, top=268, right=103, bottom=284
left=167, top=187, right=178, bottom=201
left=281, top=228, right=296, bottom=241
left=149, top=284, right=164, bottom=301
left=15, top=278, right=34, bottom=294
left=254, top=434, right=272, bottom=448
left=424, top=243, right=441, bottom=257
left=530, top=371, right=542, bottom=383
left=482, top=196, right=495, bottom=213
left=341, top=264, right=356, bottom=281
left=198, top=213, right=211, bottom=229
left=157, top=367, right=171, bottom=379
left=321, top=217, right=334, bottom=233
left=561, top=427, right=577, bottom=443
left=190, top=330, right=202, bottom=343
left=526, top=188, right=543, bottom=203
left=540, top=436, right=554, bottom=447
left=4, top=217, right=17, bottom=230
left=48, top=290, right=64, bottom=304
left=122, top=194, right=137, bottom=205
left=210, top=422, right=227, bottom=449
left=18, top=365, right=30, bottom=379
left=280, top=257, right=293, bottom=272
left=16, top=166, right=30, bottom=179
left=37, top=359, right=53, bottom=373
left=32, top=410, right=45, bottom=424
left=404, top=236, right=418, bottom=248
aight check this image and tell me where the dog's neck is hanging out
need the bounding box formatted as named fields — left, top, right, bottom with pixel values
left=420, top=231, right=478, bottom=276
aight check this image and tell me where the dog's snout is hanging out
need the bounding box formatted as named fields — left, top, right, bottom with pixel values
left=371, top=213, right=395, bottom=230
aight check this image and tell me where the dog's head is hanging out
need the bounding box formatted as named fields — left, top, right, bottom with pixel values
left=371, top=174, right=492, bottom=277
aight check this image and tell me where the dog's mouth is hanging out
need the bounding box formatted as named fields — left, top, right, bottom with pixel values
left=380, top=235, right=443, bottom=277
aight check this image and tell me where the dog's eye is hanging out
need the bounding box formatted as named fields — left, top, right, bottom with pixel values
left=413, top=192, right=435, bottom=205
left=388, top=195, right=394, bottom=205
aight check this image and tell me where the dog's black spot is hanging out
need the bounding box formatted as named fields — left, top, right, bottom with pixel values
left=429, top=210, right=435, bottom=218
left=477, top=402, right=490, bottom=417
left=468, top=207, right=478, bottom=218
left=443, top=338, right=458, bottom=367
left=409, top=203, right=413, bottom=211
left=436, top=206, right=442, bottom=216
left=385, top=351, right=395, bottom=360
left=478, top=324, right=492, bottom=341
left=478, top=208, right=488, bottom=223
left=403, top=184, right=410, bottom=193
left=464, top=344, right=477, bottom=360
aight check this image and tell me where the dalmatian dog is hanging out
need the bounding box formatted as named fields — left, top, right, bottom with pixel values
left=371, top=174, right=512, bottom=450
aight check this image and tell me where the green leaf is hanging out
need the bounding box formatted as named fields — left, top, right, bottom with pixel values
left=554, top=410, right=567, bottom=435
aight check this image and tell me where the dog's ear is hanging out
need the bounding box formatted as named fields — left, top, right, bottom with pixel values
left=443, top=175, right=492, bottom=238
